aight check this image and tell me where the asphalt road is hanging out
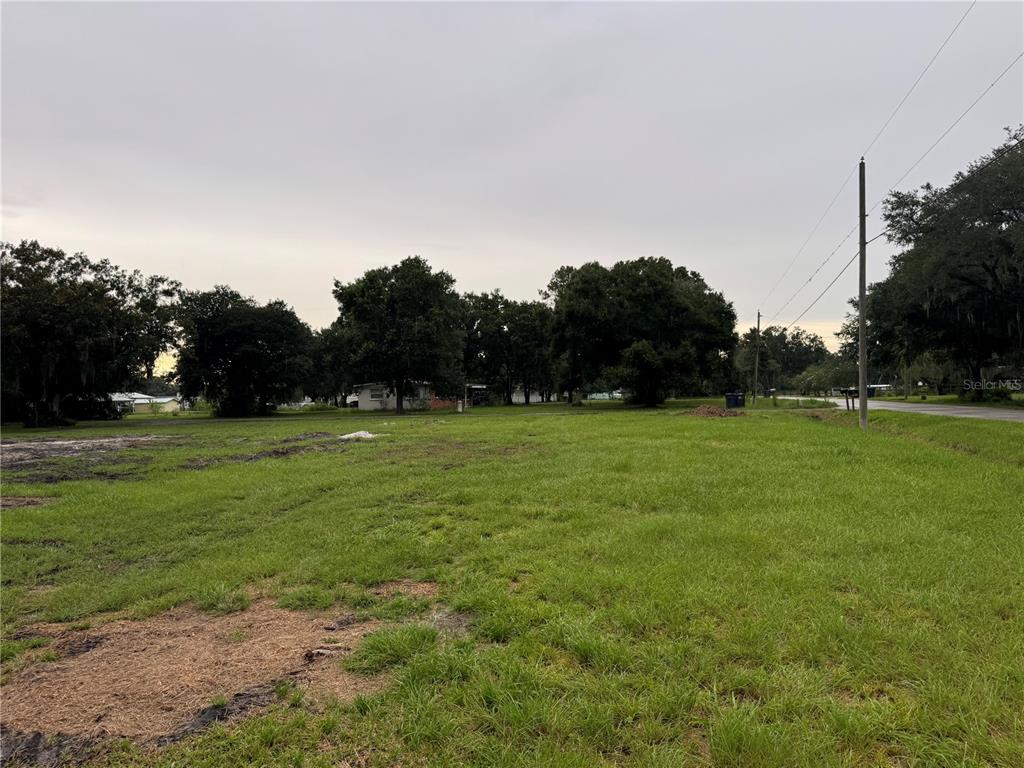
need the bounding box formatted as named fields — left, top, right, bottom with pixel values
left=817, top=397, right=1024, bottom=423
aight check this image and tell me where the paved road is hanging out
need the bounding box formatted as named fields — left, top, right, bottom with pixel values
left=811, top=397, right=1024, bottom=423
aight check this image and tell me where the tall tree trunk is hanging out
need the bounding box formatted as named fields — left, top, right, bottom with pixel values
left=395, top=382, right=405, bottom=414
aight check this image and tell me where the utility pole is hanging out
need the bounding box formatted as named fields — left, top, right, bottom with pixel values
left=752, top=310, right=761, bottom=404
left=858, top=158, right=868, bottom=430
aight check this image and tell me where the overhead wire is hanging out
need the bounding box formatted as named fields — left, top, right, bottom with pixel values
left=758, top=1, right=980, bottom=311
left=768, top=48, right=1024, bottom=327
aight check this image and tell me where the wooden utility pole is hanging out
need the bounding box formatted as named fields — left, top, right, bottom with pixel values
left=752, top=310, right=761, bottom=404
left=858, top=158, right=868, bottom=430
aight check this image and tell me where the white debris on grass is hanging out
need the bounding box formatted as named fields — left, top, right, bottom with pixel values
left=339, top=431, right=379, bottom=441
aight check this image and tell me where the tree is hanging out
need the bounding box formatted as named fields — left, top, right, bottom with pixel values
left=550, top=263, right=619, bottom=401
left=550, top=258, right=736, bottom=405
left=507, top=300, right=554, bottom=404
left=463, top=291, right=514, bottom=403
left=306, top=323, right=353, bottom=405
left=176, top=287, right=313, bottom=416
left=462, top=294, right=555, bottom=405
left=1, top=240, right=178, bottom=426
left=792, top=355, right=858, bottom=396
left=333, top=257, right=464, bottom=413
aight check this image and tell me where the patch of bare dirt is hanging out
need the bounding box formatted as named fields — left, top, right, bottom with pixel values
left=280, top=432, right=337, bottom=442
left=0, top=601, right=383, bottom=745
left=183, top=441, right=348, bottom=469
left=370, top=580, right=440, bottom=599
left=428, top=606, right=472, bottom=636
left=0, top=496, right=53, bottom=509
left=688, top=405, right=744, bottom=418
left=0, top=436, right=169, bottom=470
left=0, top=727, right=99, bottom=767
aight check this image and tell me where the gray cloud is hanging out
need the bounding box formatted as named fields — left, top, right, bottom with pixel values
left=3, top=2, right=1021, bottom=342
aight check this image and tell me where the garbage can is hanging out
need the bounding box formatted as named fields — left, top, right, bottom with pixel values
left=724, top=392, right=745, bottom=408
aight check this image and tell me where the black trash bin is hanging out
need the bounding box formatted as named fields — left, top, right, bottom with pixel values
left=724, top=392, right=745, bottom=408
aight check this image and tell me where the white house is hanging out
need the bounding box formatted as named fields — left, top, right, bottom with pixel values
left=352, top=382, right=431, bottom=411
left=109, top=392, right=183, bottom=413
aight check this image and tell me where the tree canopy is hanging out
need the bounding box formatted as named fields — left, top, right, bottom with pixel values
left=550, top=258, right=736, bottom=405
left=176, top=287, right=313, bottom=416
left=1, top=240, right=178, bottom=425
left=333, top=256, right=464, bottom=413
left=463, top=292, right=554, bottom=404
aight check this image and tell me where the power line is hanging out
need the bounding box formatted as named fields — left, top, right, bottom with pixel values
left=869, top=133, right=1024, bottom=234
left=876, top=49, right=1024, bottom=204
left=760, top=164, right=857, bottom=308
left=770, top=50, right=1023, bottom=325
left=759, top=2, right=978, bottom=310
left=785, top=251, right=859, bottom=330
left=785, top=232, right=887, bottom=331
left=768, top=223, right=857, bottom=323
left=783, top=135, right=1023, bottom=330
left=861, top=0, right=978, bottom=158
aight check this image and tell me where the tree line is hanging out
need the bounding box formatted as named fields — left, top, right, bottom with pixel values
left=1, top=247, right=740, bottom=424
left=4, top=132, right=1017, bottom=424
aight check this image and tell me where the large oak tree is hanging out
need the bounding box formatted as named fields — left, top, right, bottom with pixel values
left=333, top=257, right=463, bottom=413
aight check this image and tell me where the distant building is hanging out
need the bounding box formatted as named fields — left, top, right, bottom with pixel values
left=352, top=382, right=431, bottom=411
left=586, top=390, right=624, bottom=401
left=109, top=392, right=183, bottom=413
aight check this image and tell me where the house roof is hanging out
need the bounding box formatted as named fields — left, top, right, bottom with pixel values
left=109, top=392, right=179, bottom=403
left=110, top=392, right=151, bottom=402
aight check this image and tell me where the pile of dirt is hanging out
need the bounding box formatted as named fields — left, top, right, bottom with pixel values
left=1, top=601, right=384, bottom=745
left=688, top=405, right=744, bottom=418
left=0, top=436, right=169, bottom=471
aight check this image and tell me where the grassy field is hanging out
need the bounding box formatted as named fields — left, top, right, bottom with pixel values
left=2, top=403, right=1023, bottom=766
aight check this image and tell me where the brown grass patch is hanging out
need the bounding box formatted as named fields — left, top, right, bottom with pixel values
left=689, top=405, right=744, bottom=418
left=0, top=497, right=53, bottom=509
left=370, top=580, right=440, bottom=599
left=1, top=600, right=383, bottom=744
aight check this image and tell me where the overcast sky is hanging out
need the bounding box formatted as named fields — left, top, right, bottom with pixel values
left=3, top=2, right=1022, bottom=345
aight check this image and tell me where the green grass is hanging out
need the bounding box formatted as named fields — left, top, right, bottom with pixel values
left=2, top=404, right=1023, bottom=766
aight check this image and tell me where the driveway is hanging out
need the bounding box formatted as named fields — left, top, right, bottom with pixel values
left=811, top=397, right=1024, bottom=423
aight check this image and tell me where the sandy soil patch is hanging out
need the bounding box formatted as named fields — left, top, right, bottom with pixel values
left=1, top=601, right=383, bottom=744
left=0, top=436, right=169, bottom=470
